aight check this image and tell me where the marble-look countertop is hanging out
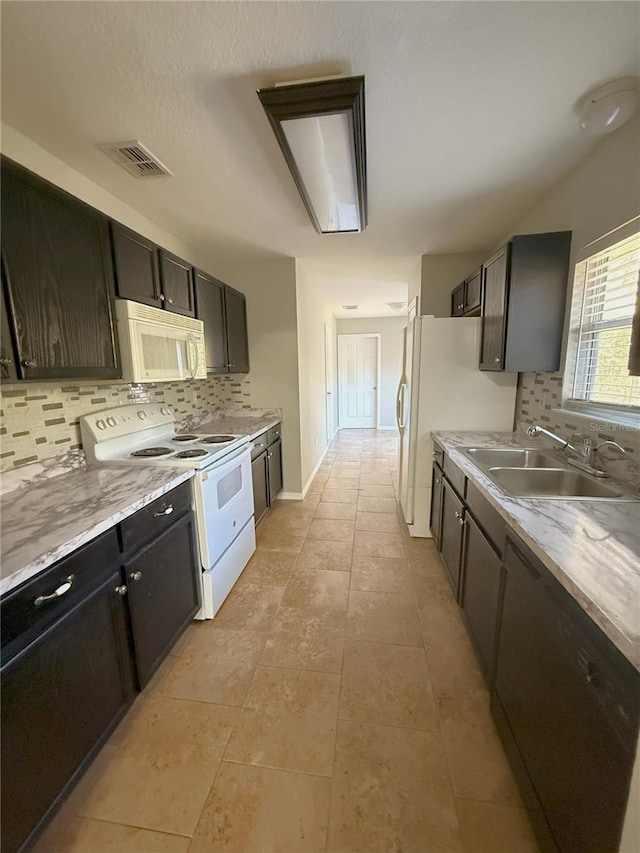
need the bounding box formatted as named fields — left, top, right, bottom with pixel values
left=189, top=413, right=281, bottom=441
left=434, top=431, right=640, bottom=670
left=1, top=466, right=194, bottom=596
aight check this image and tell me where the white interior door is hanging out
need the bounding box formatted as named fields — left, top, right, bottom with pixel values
left=324, top=324, right=335, bottom=441
left=338, top=335, right=378, bottom=428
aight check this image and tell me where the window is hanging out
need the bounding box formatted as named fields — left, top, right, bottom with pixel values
left=570, top=229, right=640, bottom=410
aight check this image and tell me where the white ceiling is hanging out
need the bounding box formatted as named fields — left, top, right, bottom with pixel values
left=1, top=1, right=639, bottom=284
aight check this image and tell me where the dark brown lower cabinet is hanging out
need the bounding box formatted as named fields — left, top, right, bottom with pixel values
left=251, top=450, right=269, bottom=524
left=493, top=533, right=640, bottom=853
left=124, top=513, right=200, bottom=688
left=268, top=438, right=283, bottom=502
left=429, top=461, right=444, bottom=546
left=459, top=514, right=502, bottom=682
left=1, top=568, right=134, bottom=853
left=439, top=477, right=465, bottom=597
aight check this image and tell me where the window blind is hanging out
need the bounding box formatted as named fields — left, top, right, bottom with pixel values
left=572, top=231, right=640, bottom=408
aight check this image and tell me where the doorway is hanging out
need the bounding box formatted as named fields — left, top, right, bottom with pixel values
left=337, top=334, right=380, bottom=428
left=324, top=324, right=336, bottom=441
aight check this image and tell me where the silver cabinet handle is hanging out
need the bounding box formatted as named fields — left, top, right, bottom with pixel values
left=153, top=504, right=174, bottom=517
left=21, top=359, right=36, bottom=368
left=159, top=294, right=166, bottom=301
left=268, top=453, right=273, bottom=459
left=435, top=477, right=441, bottom=484
left=255, top=442, right=264, bottom=448
left=115, top=584, right=128, bottom=596
left=34, top=575, right=74, bottom=606
left=167, top=297, right=174, bottom=304
left=0, top=357, right=12, bottom=366
left=494, top=357, right=501, bottom=363
left=131, top=571, right=143, bottom=581
left=226, top=363, right=236, bottom=368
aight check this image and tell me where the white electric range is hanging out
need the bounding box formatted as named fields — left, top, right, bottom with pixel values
left=80, top=403, right=256, bottom=619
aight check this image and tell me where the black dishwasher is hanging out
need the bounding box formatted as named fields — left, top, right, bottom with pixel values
left=492, top=531, right=640, bottom=853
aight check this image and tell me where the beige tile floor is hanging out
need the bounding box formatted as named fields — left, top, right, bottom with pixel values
left=34, top=430, right=539, bottom=853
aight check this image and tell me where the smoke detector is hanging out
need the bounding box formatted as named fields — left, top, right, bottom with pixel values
left=99, top=140, right=173, bottom=178
left=343, top=305, right=359, bottom=310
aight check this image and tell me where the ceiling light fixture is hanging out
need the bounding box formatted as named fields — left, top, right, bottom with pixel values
left=343, top=305, right=359, bottom=310
left=579, top=77, right=639, bottom=135
left=257, top=76, right=367, bottom=234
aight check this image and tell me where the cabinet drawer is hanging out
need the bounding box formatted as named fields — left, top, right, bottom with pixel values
left=466, top=481, right=506, bottom=556
left=443, top=454, right=466, bottom=499
left=251, top=431, right=268, bottom=460
left=119, top=481, right=192, bottom=554
left=1, top=528, right=120, bottom=657
left=267, top=424, right=282, bottom=446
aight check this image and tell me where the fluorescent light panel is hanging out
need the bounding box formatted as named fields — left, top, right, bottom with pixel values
left=257, top=76, right=367, bottom=234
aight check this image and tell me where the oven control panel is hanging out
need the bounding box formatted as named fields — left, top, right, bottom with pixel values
left=80, top=403, right=175, bottom=444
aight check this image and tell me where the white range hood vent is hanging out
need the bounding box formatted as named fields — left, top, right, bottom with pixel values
left=99, top=140, right=173, bottom=178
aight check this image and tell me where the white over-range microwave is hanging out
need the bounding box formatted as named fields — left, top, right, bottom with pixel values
left=115, top=299, right=207, bottom=383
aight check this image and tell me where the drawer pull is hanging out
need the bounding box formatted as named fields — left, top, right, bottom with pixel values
left=115, top=585, right=128, bottom=596
left=131, top=571, right=143, bottom=581
left=255, top=442, right=264, bottom=448
left=34, top=575, right=74, bottom=606
left=153, top=504, right=174, bottom=518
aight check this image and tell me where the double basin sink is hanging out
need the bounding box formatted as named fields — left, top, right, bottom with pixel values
left=461, top=447, right=637, bottom=501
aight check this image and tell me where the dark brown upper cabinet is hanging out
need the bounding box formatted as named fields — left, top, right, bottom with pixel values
left=451, top=267, right=483, bottom=318
left=224, top=285, right=250, bottom=373
left=0, top=158, right=119, bottom=381
left=194, top=274, right=249, bottom=374
left=1, top=265, right=18, bottom=382
left=480, top=231, right=571, bottom=373
left=158, top=250, right=195, bottom=317
left=193, top=270, right=228, bottom=372
left=111, top=222, right=162, bottom=309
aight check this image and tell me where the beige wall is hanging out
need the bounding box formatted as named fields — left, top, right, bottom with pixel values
left=419, top=252, right=486, bottom=317
left=295, top=262, right=337, bottom=490
left=217, top=259, right=303, bottom=495
left=336, top=316, right=405, bottom=428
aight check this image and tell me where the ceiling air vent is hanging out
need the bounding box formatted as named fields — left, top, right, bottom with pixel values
left=343, top=305, right=359, bottom=310
left=99, top=140, right=173, bottom=178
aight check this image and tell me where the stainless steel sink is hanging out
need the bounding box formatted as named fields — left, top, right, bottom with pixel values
left=488, top=467, right=626, bottom=500
left=463, top=448, right=558, bottom=468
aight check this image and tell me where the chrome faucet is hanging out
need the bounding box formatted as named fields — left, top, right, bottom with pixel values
left=526, top=424, right=601, bottom=476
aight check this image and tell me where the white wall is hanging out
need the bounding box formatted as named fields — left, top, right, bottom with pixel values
left=295, top=262, right=337, bottom=490
left=420, top=252, right=487, bottom=317
left=216, top=259, right=303, bottom=495
left=336, top=316, right=405, bottom=428
left=0, top=123, right=214, bottom=271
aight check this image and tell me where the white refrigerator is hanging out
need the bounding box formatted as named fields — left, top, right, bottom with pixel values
left=396, top=316, right=518, bottom=537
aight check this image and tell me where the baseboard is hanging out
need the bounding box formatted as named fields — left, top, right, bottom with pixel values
left=301, top=445, right=328, bottom=498
left=277, top=492, right=304, bottom=501
left=377, top=426, right=398, bottom=431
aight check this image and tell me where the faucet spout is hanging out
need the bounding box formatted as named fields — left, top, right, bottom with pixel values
left=526, top=424, right=571, bottom=451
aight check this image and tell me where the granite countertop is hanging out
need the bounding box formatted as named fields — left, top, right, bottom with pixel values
left=190, top=414, right=281, bottom=441
left=434, top=431, right=640, bottom=670
left=1, top=465, right=195, bottom=596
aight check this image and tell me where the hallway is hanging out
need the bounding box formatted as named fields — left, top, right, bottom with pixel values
left=35, top=429, right=538, bottom=853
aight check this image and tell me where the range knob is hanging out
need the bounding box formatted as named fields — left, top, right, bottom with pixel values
left=106, top=416, right=118, bottom=427
left=137, top=410, right=148, bottom=421
left=96, top=419, right=107, bottom=431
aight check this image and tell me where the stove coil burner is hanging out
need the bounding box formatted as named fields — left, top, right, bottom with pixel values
left=173, top=434, right=199, bottom=442
left=201, top=435, right=236, bottom=444
left=130, top=447, right=173, bottom=458
left=174, top=449, right=208, bottom=459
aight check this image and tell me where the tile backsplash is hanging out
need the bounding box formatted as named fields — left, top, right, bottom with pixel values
left=516, top=371, right=640, bottom=469
left=0, top=375, right=251, bottom=472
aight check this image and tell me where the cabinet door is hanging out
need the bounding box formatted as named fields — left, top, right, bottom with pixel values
left=429, top=462, right=444, bottom=546
left=193, top=270, right=228, bottom=372
left=125, top=513, right=200, bottom=688
left=224, top=285, right=249, bottom=373
left=158, top=250, right=195, bottom=317
left=267, top=438, right=283, bottom=503
left=111, top=223, right=161, bottom=308
left=0, top=267, right=18, bottom=382
left=464, top=268, right=482, bottom=314
left=1, top=160, right=119, bottom=381
left=1, top=569, right=133, bottom=853
left=440, top=478, right=464, bottom=597
left=480, top=245, right=510, bottom=371
left=460, top=514, right=502, bottom=682
left=451, top=282, right=465, bottom=317
left=251, top=451, right=269, bottom=524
